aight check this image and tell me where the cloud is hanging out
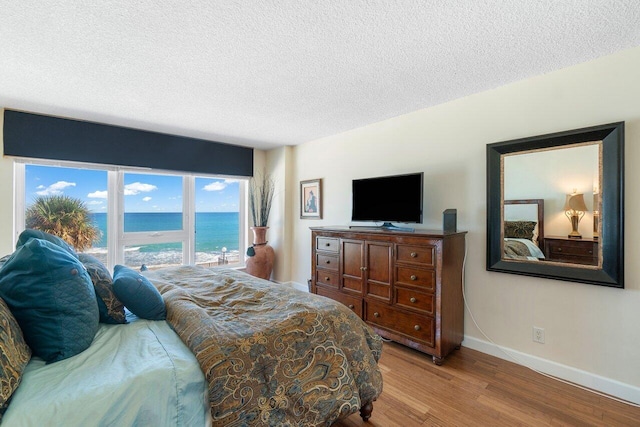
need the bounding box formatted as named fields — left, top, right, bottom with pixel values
left=124, top=182, right=158, bottom=195
left=142, top=197, right=152, bottom=202
left=88, top=190, right=108, bottom=199
left=203, top=182, right=227, bottom=192
left=87, top=200, right=103, bottom=206
left=36, top=181, right=76, bottom=196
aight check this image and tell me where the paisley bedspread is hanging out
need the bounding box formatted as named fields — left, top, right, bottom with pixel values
left=144, top=266, right=383, bottom=426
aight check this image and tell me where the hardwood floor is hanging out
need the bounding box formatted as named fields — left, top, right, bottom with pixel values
left=333, top=341, right=640, bottom=426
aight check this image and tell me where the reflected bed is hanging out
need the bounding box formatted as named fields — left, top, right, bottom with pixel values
left=503, top=199, right=545, bottom=261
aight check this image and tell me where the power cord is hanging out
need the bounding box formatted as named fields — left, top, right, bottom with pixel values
left=460, top=234, right=640, bottom=408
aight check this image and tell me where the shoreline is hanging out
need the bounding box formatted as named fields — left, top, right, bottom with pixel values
left=82, top=247, right=241, bottom=269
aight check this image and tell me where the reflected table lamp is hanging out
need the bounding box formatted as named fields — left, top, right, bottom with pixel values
left=564, top=191, right=588, bottom=239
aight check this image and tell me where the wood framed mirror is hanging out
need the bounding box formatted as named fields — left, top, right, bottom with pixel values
left=486, top=122, right=624, bottom=288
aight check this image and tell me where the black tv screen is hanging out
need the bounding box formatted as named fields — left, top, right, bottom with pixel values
left=351, top=172, right=423, bottom=226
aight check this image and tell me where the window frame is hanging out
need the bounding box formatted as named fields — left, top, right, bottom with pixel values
left=15, top=158, right=247, bottom=271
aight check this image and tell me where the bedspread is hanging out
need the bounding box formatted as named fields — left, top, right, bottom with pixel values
left=144, top=266, right=383, bottom=426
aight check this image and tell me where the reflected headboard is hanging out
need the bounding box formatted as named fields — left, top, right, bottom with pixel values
left=504, top=199, right=545, bottom=250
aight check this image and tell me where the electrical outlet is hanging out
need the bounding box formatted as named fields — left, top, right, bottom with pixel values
left=533, top=326, right=545, bottom=344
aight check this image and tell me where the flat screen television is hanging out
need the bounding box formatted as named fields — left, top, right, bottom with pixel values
left=351, top=172, right=423, bottom=231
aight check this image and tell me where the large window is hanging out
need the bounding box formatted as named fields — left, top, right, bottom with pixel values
left=16, top=160, right=246, bottom=271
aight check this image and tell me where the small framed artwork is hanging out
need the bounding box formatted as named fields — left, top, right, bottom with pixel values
left=300, top=179, right=322, bottom=219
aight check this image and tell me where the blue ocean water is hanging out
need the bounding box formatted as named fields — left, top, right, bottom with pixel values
left=90, top=212, right=239, bottom=253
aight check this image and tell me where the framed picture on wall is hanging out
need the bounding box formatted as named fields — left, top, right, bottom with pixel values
left=300, top=179, right=322, bottom=219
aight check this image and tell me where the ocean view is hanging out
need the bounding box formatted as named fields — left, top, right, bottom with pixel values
left=85, top=212, right=240, bottom=267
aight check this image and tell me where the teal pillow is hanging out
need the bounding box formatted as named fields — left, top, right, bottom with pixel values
left=78, top=254, right=127, bottom=324
left=16, top=229, right=77, bottom=258
left=0, top=255, right=10, bottom=272
left=113, top=265, right=166, bottom=321
left=0, top=238, right=99, bottom=363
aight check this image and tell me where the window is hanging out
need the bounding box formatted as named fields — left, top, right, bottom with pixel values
left=16, top=160, right=247, bottom=271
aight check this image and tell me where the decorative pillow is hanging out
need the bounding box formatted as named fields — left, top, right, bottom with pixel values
left=504, top=221, right=537, bottom=240
left=112, top=265, right=166, bottom=321
left=78, top=254, right=127, bottom=324
left=0, top=255, right=10, bottom=271
left=16, top=229, right=77, bottom=258
left=0, top=238, right=99, bottom=363
left=0, top=297, right=31, bottom=419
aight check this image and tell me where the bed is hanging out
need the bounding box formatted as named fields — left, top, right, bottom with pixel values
left=503, top=199, right=546, bottom=261
left=0, top=231, right=383, bottom=426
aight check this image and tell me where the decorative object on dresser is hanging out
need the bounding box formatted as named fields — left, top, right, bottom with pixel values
left=544, top=236, right=598, bottom=266
left=310, top=226, right=466, bottom=365
left=300, top=178, right=322, bottom=219
left=246, top=171, right=275, bottom=280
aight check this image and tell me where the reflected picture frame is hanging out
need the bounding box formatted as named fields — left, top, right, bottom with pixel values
left=300, top=179, right=322, bottom=219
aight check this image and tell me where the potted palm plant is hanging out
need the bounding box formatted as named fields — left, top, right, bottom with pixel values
left=246, top=171, right=276, bottom=279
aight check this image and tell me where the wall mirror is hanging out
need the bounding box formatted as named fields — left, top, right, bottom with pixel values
left=486, top=122, right=624, bottom=288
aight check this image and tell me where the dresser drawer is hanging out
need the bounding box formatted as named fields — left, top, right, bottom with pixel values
left=365, top=301, right=434, bottom=347
left=544, top=237, right=598, bottom=266
left=316, top=237, right=339, bottom=253
left=396, top=244, right=436, bottom=266
left=316, top=253, right=338, bottom=271
left=316, top=287, right=362, bottom=317
left=395, top=287, right=434, bottom=315
left=395, top=266, right=435, bottom=291
left=315, top=270, right=339, bottom=289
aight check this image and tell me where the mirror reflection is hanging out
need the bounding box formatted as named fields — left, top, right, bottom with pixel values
left=501, top=142, right=601, bottom=267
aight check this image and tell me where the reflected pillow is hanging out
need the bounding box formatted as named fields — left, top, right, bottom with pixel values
left=504, top=221, right=537, bottom=240
left=0, top=238, right=99, bottom=363
left=0, top=297, right=31, bottom=420
left=112, top=265, right=166, bottom=321
left=78, top=254, right=127, bottom=324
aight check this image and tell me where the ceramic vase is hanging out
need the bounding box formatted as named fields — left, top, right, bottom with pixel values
left=245, top=226, right=275, bottom=280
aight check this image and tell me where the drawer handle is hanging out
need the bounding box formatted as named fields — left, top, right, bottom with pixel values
left=410, top=297, right=417, bottom=303
left=588, top=250, right=593, bottom=254
left=410, top=252, right=418, bottom=258
left=557, top=248, right=562, bottom=252
left=325, top=243, right=331, bottom=247
left=325, top=260, right=331, bottom=264
left=414, top=325, right=421, bottom=331
left=410, top=275, right=417, bottom=281
left=373, top=312, right=380, bottom=318
left=325, top=276, right=330, bottom=281
left=348, top=304, right=354, bottom=309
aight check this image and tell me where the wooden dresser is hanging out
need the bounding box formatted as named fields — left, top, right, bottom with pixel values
left=310, top=226, right=466, bottom=365
left=543, top=236, right=598, bottom=266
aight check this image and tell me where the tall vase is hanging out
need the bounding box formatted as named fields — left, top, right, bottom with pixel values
left=245, top=226, right=275, bottom=280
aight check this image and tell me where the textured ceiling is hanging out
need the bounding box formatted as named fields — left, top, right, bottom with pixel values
left=1, top=1, right=639, bottom=150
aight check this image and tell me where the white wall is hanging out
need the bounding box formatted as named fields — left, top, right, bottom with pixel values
left=287, top=46, right=640, bottom=402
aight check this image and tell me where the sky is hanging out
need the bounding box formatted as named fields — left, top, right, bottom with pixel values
left=25, top=164, right=241, bottom=213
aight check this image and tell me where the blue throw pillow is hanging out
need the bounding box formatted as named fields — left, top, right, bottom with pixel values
left=16, top=229, right=78, bottom=258
left=112, top=265, right=166, bottom=320
left=0, top=238, right=99, bottom=363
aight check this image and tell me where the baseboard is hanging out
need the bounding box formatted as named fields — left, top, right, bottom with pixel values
left=462, top=335, right=640, bottom=405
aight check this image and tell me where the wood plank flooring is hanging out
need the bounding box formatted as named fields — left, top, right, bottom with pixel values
left=333, top=341, right=640, bottom=427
